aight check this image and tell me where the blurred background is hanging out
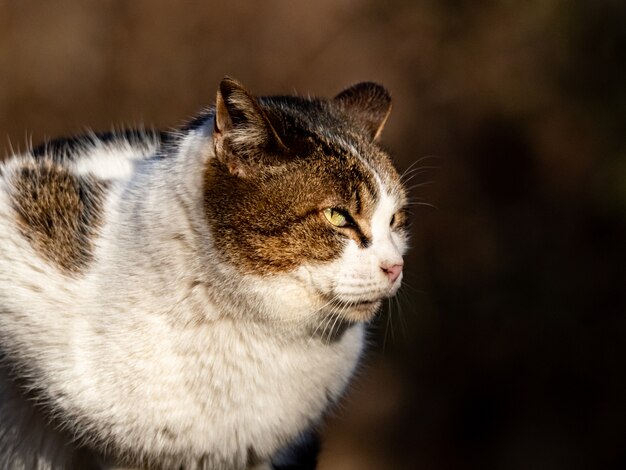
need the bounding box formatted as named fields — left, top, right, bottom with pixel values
left=1, top=1, right=625, bottom=468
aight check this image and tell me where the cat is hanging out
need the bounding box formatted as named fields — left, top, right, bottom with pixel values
left=0, top=77, right=408, bottom=470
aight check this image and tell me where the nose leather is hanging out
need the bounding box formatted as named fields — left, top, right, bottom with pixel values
left=381, top=262, right=403, bottom=283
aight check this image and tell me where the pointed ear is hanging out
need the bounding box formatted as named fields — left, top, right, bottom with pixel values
left=334, top=82, right=392, bottom=141
left=213, top=77, right=287, bottom=176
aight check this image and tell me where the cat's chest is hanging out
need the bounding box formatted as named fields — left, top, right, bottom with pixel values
left=103, top=318, right=365, bottom=461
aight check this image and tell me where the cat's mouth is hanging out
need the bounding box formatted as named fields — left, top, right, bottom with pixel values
left=309, top=297, right=381, bottom=340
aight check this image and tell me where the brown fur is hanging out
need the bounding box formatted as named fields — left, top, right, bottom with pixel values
left=10, top=160, right=108, bottom=275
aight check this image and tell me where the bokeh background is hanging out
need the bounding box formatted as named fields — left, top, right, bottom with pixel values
left=1, top=1, right=625, bottom=469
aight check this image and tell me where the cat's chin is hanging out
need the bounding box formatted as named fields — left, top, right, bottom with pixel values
left=340, top=299, right=383, bottom=322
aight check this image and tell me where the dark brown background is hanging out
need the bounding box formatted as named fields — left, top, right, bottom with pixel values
left=1, top=1, right=625, bottom=469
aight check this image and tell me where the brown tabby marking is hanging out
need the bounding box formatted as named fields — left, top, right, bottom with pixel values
left=10, top=161, right=108, bottom=274
left=204, top=143, right=383, bottom=275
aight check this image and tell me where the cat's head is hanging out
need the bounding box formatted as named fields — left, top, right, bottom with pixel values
left=202, top=77, right=408, bottom=324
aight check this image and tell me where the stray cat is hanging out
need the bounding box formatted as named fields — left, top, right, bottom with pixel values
left=0, top=77, right=408, bottom=470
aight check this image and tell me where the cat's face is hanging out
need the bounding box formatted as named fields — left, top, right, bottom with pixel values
left=203, top=78, right=407, bottom=323
left=298, top=176, right=407, bottom=323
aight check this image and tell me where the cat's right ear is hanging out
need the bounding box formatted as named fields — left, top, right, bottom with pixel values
left=213, top=77, right=287, bottom=177
left=334, top=82, right=392, bottom=142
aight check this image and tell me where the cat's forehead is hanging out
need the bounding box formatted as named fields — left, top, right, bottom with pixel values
left=260, top=96, right=405, bottom=204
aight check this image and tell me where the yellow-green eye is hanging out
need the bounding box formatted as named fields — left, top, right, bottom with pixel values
left=323, top=208, right=348, bottom=227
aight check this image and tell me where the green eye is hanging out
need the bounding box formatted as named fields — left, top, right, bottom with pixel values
left=323, top=208, right=348, bottom=227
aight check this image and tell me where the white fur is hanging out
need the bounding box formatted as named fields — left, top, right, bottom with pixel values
left=71, top=146, right=142, bottom=179
left=0, top=123, right=404, bottom=469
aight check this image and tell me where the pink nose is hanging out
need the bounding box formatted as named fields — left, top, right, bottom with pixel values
left=381, top=262, right=403, bottom=283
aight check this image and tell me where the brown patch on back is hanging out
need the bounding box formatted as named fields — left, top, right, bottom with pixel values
left=10, top=160, right=108, bottom=274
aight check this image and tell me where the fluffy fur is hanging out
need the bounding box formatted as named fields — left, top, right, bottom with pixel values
left=0, top=78, right=408, bottom=469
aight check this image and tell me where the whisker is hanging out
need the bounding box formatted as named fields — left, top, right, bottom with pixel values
left=309, top=311, right=331, bottom=344
left=388, top=298, right=396, bottom=345
left=321, top=305, right=342, bottom=343
left=307, top=295, right=339, bottom=342
left=382, top=299, right=394, bottom=353
left=325, top=300, right=350, bottom=343
left=405, top=201, right=438, bottom=210
left=325, top=310, right=341, bottom=343
left=382, top=300, right=391, bottom=353
left=399, top=277, right=426, bottom=296
left=394, top=289, right=410, bottom=343
left=399, top=156, right=441, bottom=180
left=401, top=166, right=440, bottom=185
left=405, top=180, right=436, bottom=193
left=306, top=295, right=342, bottom=342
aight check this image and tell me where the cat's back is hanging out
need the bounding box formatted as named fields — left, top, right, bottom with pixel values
left=12, top=128, right=164, bottom=180
left=0, top=130, right=162, bottom=289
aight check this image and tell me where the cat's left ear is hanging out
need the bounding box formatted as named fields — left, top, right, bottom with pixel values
left=213, top=77, right=287, bottom=177
left=334, top=82, right=392, bottom=142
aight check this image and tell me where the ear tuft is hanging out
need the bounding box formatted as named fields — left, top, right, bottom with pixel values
left=334, top=82, right=392, bottom=141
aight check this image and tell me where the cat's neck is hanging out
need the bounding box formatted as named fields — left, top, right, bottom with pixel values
left=91, top=125, right=319, bottom=336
